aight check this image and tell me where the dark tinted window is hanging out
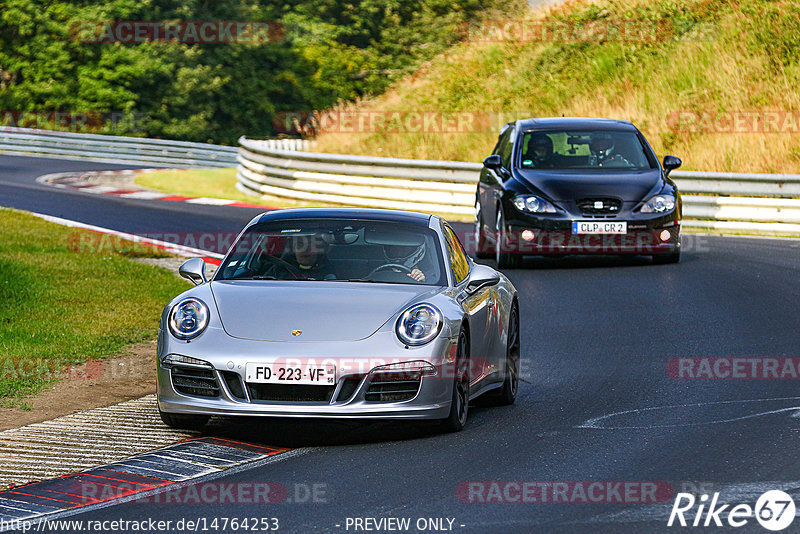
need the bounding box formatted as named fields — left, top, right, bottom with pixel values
left=500, top=128, right=516, bottom=169
left=216, top=219, right=446, bottom=286
left=519, top=129, right=657, bottom=170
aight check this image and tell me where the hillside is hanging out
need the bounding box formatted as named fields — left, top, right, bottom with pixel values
left=311, top=0, right=800, bottom=174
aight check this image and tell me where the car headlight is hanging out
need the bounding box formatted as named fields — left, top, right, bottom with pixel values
left=168, top=298, right=209, bottom=340
left=512, top=195, right=557, bottom=213
left=640, top=194, right=676, bottom=213
left=396, top=304, right=443, bottom=346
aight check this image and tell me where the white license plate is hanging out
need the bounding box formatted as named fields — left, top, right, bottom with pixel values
left=245, top=362, right=336, bottom=385
left=572, top=221, right=627, bottom=234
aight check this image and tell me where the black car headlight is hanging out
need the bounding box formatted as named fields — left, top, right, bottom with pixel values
left=396, top=304, right=443, bottom=346
left=168, top=298, right=209, bottom=340
left=512, top=195, right=557, bottom=214
left=640, top=194, right=676, bottom=213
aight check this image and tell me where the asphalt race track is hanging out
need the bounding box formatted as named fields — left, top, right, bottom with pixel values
left=2, top=154, right=800, bottom=533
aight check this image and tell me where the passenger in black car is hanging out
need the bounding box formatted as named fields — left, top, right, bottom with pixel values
left=524, top=133, right=557, bottom=168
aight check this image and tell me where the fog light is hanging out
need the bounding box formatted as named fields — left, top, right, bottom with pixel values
left=521, top=229, right=536, bottom=241
left=660, top=230, right=671, bottom=242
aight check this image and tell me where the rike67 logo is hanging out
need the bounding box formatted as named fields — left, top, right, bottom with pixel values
left=668, top=490, right=796, bottom=531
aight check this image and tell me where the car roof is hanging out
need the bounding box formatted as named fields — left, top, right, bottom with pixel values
left=514, top=117, right=639, bottom=132
left=255, top=207, right=433, bottom=226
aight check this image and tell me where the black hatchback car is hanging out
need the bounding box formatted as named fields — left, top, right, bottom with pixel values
left=475, top=117, right=682, bottom=267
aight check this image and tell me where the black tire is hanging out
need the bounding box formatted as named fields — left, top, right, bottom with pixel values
left=653, top=251, right=680, bottom=264
left=495, top=208, right=520, bottom=269
left=159, top=408, right=209, bottom=431
left=475, top=201, right=492, bottom=259
left=440, top=328, right=470, bottom=433
left=480, top=302, right=520, bottom=406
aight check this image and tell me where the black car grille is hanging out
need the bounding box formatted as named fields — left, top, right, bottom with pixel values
left=247, top=383, right=335, bottom=403
left=220, top=371, right=247, bottom=400
left=365, top=370, right=422, bottom=402
left=171, top=366, right=220, bottom=398
left=577, top=198, right=622, bottom=216
left=336, top=376, right=365, bottom=402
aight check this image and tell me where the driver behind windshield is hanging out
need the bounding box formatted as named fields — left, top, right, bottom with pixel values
left=286, top=234, right=336, bottom=280
left=382, top=244, right=427, bottom=282
left=588, top=132, right=632, bottom=167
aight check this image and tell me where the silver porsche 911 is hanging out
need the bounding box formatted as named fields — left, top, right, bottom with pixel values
left=157, top=208, right=519, bottom=432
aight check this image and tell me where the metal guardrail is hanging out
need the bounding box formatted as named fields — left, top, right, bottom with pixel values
left=4, top=128, right=795, bottom=235
left=0, top=127, right=310, bottom=168
left=236, top=137, right=478, bottom=215
left=236, top=137, right=800, bottom=235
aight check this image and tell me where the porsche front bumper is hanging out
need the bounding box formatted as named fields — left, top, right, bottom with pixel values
left=156, top=329, right=457, bottom=420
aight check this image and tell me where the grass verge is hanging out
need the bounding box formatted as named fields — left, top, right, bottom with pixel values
left=136, top=168, right=261, bottom=204
left=311, top=0, right=800, bottom=174
left=0, top=209, right=189, bottom=406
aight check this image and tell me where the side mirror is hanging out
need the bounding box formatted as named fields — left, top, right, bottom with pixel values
left=466, top=263, right=501, bottom=294
left=483, top=154, right=503, bottom=170
left=179, top=258, right=207, bottom=285
left=662, top=155, right=682, bottom=176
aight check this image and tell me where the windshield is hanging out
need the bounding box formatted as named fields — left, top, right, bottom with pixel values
left=215, top=218, right=446, bottom=286
left=518, top=129, right=657, bottom=170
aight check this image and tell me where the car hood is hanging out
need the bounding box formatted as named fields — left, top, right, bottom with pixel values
left=210, top=280, right=439, bottom=342
left=515, top=168, right=662, bottom=201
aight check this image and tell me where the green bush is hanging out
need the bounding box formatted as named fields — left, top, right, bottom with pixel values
left=0, top=0, right=524, bottom=144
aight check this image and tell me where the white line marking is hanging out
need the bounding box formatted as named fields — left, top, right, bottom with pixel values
left=117, top=191, right=168, bottom=200
left=577, top=396, right=800, bottom=429
left=27, top=212, right=224, bottom=259
left=185, top=197, right=236, bottom=205
left=79, top=185, right=120, bottom=194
